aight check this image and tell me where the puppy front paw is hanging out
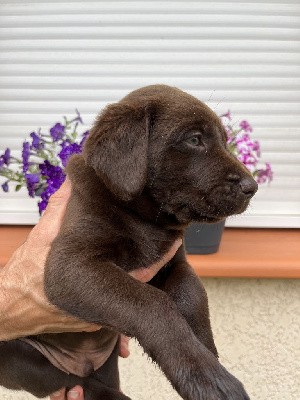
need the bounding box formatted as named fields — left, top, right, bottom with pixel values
left=212, top=365, right=250, bottom=400
left=177, top=363, right=250, bottom=400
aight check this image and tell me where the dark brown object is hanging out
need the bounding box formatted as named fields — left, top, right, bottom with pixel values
left=0, top=85, right=257, bottom=400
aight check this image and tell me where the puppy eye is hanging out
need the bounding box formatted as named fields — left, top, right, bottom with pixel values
left=185, top=135, right=203, bottom=147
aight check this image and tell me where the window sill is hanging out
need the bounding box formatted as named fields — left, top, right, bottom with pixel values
left=0, top=226, right=299, bottom=278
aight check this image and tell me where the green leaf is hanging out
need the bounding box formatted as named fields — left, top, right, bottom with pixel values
left=15, top=184, right=22, bottom=192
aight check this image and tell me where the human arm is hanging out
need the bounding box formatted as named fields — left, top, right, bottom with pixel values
left=0, top=179, right=100, bottom=340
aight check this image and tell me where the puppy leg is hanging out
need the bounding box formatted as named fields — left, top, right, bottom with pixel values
left=0, top=340, right=82, bottom=398
left=83, top=336, right=131, bottom=400
left=149, top=245, right=218, bottom=357
left=84, top=336, right=130, bottom=400
left=90, top=336, right=121, bottom=390
left=45, top=253, right=250, bottom=400
left=81, top=379, right=131, bottom=400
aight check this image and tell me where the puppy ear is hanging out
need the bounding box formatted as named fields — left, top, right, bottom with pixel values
left=83, top=102, right=153, bottom=201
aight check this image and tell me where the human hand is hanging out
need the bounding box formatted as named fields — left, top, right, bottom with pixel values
left=50, top=385, right=84, bottom=399
left=129, top=237, right=182, bottom=283
left=0, top=178, right=99, bottom=340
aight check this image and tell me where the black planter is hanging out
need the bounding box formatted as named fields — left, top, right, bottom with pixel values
left=184, top=220, right=226, bottom=254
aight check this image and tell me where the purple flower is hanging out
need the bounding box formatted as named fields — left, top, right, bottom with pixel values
left=58, top=142, right=82, bottom=167
left=39, top=161, right=66, bottom=191
left=80, top=130, right=90, bottom=146
left=226, top=130, right=237, bottom=145
left=239, top=120, right=253, bottom=133
left=30, top=132, right=43, bottom=150
left=221, top=110, right=232, bottom=120
left=39, top=161, right=65, bottom=186
left=0, top=111, right=94, bottom=214
left=3, top=148, right=10, bottom=164
left=235, top=133, right=261, bottom=168
left=256, top=163, right=273, bottom=184
left=249, top=140, right=261, bottom=157
left=50, top=123, right=65, bottom=141
left=38, top=160, right=66, bottom=213
left=38, top=199, right=48, bottom=214
left=22, top=141, right=30, bottom=173
left=0, top=148, right=11, bottom=167
left=38, top=184, right=61, bottom=214
left=25, top=173, right=40, bottom=197
left=1, top=181, right=9, bottom=192
left=237, top=153, right=257, bottom=171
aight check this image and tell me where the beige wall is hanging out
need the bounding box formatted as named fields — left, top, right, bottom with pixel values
left=1, top=278, right=299, bottom=400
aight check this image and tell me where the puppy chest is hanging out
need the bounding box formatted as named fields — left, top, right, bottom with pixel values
left=110, top=235, right=176, bottom=272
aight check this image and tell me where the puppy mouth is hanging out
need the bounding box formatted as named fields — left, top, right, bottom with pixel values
left=176, top=195, right=250, bottom=224
left=201, top=200, right=250, bottom=222
left=173, top=203, right=225, bottom=224
left=150, top=187, right=252, bottom=226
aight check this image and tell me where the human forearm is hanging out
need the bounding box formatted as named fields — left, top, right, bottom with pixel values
left=0, top=179, right=99, bottom=341
left=0, top=246, right=35, bottom=340
left=0, top=243, right=97, bottom=341
left=0, top=236, right=182, bottom=341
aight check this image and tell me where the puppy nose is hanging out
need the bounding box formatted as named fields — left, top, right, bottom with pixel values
left=227, top=173, right=258, bottom=198
left=239, top=177, right=258, bottom=197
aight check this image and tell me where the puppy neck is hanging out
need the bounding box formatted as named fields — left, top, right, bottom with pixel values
left=126, top=190, right=188, bottom=232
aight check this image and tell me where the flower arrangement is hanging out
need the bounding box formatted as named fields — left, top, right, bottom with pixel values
left=0, top=110, right=272, bottom=214
left=0, top=110, right=89, bottom=214
left=220, top=111, right=273, bottom=184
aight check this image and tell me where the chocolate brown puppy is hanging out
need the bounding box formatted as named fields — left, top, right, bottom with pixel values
left=0, top=85, right=257, bottom=400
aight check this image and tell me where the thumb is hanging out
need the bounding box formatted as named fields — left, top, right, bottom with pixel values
left=41, top=177, right=71, bottom=222
left=29, top=177, right=71, bottom=245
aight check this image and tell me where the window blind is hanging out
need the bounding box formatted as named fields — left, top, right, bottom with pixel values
left=0, top=0, right=299, bottom=227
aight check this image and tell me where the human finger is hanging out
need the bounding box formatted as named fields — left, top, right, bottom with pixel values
left=66, top=386, right=84, bottom=399
left=130, top=238, right=183, bottom=283
left=29, top=177, right=72, bottom=246
left=50, top=386, right=85, bottom=400
left=119, top=335, right=130, bottom=358
left=50, top=388, right=66, bottom=399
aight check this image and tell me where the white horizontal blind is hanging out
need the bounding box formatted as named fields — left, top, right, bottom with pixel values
left=0, top=0, right=299, bottom=227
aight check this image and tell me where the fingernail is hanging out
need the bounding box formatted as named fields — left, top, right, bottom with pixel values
left=68, top=391, right=79, bottom=399
left=52, top=391, right=62, bottom=397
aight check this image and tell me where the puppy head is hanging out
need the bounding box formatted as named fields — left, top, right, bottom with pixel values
left=83, top=84, right=258, bottom=224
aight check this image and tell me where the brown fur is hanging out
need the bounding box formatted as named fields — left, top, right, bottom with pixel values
left=0, top=85, right=257, bottom=400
